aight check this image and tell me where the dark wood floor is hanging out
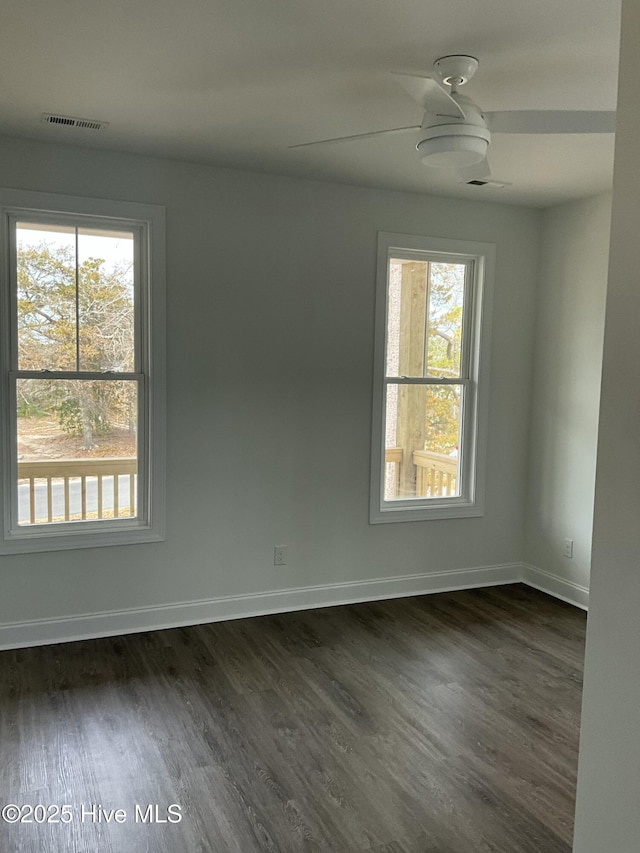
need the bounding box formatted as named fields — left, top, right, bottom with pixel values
left=0, top=584, right=586, bottom=853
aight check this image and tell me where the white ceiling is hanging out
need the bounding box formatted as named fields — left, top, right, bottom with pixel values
left=0, top=0, right=621, bottom=207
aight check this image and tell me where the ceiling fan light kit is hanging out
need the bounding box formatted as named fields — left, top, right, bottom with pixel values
left=289, top=53, right=616, bottom=185
left=415, top=58, right=489, bottom=168
left=417, top=127, right=489, bottom=166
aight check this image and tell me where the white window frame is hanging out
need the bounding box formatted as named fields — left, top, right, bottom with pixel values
left=370, top=231, right=494, bottom=523
left=0, top=188, right=166, bottom=553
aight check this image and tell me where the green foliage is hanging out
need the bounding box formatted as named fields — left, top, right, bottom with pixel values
left=16, top=398, right=48, bottom=418
left=57, top=392, right=108, bottom=438
left=425, top=386, right=460, bottom=455
left=424, top=263, right=464, bottom=454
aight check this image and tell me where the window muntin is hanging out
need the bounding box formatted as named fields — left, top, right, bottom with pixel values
left=11, top=216, right=142, bottom=532
left=0, top=189, right=165, bottom=552
left=383, top=256, right=470, bottom=502
left=371, top=233, right=493, bottom=523
left=17, top=223, right=137, bottom=373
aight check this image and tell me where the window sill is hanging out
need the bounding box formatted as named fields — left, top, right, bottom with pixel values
left=0, top=520, right=164, bottom=555
left=369, top=498, right=484, bottom=523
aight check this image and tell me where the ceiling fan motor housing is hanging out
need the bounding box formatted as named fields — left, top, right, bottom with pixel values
left=417, top=95, right=490, bottom=167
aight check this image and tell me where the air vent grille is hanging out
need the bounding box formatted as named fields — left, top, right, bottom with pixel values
left=463, top=178, right=510, bottom=189
left=42, top=113, right=109, bottom=131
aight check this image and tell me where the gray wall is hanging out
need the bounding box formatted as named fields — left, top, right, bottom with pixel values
left=573, top=1, right=640, bottom=849
left=0, top=137, right=541, bottom=628
left=525, top=194, right=611, bottom=590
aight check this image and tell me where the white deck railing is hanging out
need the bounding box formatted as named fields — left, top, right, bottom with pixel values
left=17, top=458, right=137, bottom=524
left=385, top=447, right=458, bottom=498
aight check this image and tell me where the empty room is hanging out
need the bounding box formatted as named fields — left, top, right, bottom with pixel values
left=1, top=0, right=639, bottom=851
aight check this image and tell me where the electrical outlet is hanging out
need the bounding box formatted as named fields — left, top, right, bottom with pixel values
left=274, top=545, right=287, bottom=566
left=563, top=538, right=574, bottom=559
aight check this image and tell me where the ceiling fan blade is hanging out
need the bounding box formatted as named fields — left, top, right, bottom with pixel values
left=288, top=125, right=420, bottom=149
left=391, top=73, right=465, bottom=119
left=484, top=110, right=616, bottom=134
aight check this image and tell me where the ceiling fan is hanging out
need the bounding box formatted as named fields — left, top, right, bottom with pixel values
left=289, top=55, right=616, bottom=182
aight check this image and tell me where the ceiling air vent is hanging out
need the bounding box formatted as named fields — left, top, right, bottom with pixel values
left=42, top=113, right=109, bottom=131
left=463, top=179, right=510, bottom=188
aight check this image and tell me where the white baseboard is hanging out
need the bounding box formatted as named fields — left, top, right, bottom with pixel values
left=521, top=563, right=589, bottom=611
left=0, top=562, right=588, bottom=651
left=0, top=563, right=521, bottom=650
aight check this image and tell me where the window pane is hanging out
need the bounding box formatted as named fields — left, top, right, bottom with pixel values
left=78, top=229, right=135, bottom=372
left=386, top=258, right=467, bottom=379
left=384, top=383, right=461, bottom=500
left=16, top=378, right=138, bottom=525
left=426, top=262, right=466, bottom=378
left=16, top=223, right=136, bottom=373
left=386, top=259, right=426, bottom=377
left=16, top=222, right=77, bottom=371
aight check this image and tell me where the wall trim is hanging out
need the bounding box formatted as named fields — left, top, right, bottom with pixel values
left=0, top=563, right=521, bottom=650
left=0, top=562, right=589, bottom=650
left=521, top=562, right=589, bottom=610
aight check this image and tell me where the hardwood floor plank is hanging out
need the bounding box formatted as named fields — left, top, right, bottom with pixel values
left=0, top=584, right=585, bottom=852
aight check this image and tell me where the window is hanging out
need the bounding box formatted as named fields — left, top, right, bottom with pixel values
left=370, top=232, right=494, bottom=523
left=0, top=189, right=165, bottom=553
